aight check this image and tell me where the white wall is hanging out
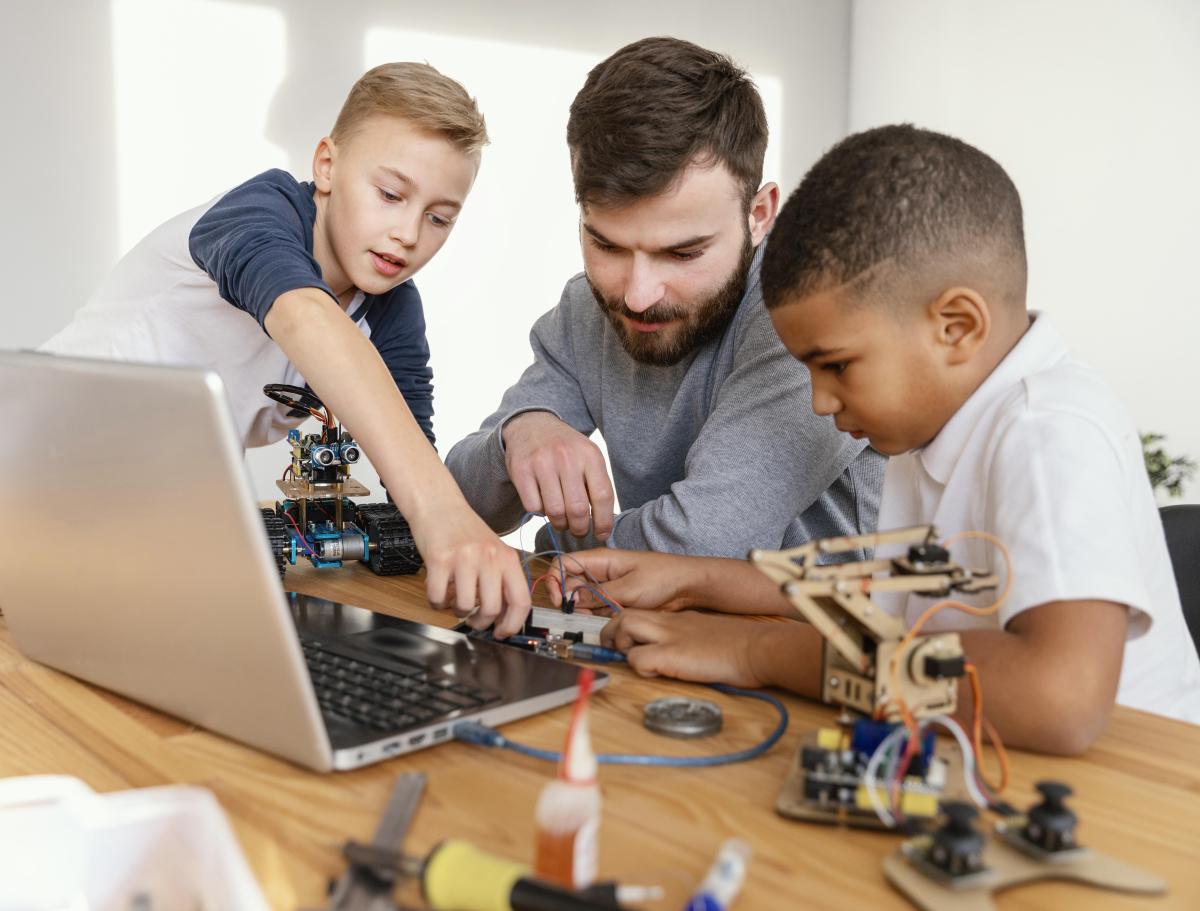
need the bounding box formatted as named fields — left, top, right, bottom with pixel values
left=849, top=0, right=1200, bottom=502
left=0, top=0, right=850, bottom=512
left=5, top=1, right=1195, bottom=507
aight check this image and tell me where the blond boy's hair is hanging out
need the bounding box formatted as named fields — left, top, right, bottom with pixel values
left=331, top=62, right=489, bottom=157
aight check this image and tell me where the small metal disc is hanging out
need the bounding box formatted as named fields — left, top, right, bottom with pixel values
left=643, top=697, right=723, bottom=739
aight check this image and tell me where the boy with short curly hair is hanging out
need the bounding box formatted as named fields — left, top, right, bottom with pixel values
left=564, top=124, right=1200, bottom=753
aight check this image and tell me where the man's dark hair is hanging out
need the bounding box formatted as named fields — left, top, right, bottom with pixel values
left=762, top=124, right=1027, bottom=310
left=567, top=36, right=768, bottom=208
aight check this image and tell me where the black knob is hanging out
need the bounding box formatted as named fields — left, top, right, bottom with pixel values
left=923, top=654, right=966, bottom=679
left=1024, top=780, right=1077, bottom=853
left=908, top=543, right=951, bottom=567
left=928, top=801, right=986, bottom=877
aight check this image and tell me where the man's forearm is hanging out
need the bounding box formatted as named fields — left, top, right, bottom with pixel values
left=445, top=425, right=529, bottom=533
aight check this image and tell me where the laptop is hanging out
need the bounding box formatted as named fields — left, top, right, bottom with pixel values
left=0, top=351, right=603, bottom=771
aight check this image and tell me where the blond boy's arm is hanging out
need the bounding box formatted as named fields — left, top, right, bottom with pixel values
left=264, top=289, right=531, bottom=635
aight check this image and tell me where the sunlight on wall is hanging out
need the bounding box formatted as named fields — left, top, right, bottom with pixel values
left=111, top=0, right=287, bottom=253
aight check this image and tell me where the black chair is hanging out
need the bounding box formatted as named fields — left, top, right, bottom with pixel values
left=1160, top=505, right=1200, bottom=659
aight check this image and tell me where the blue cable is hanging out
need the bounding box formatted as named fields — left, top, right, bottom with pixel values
left=454, top=683, right=788, bottom=767
left=541, top=521, right=568, bottom=595
left=568, top=643, right=627, bottom=663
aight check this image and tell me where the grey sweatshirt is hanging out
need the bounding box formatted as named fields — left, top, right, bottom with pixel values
left=445, top=244, right=885, bottom=556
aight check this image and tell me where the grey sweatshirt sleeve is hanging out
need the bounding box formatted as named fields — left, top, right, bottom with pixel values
left=445, top=286, right=597, bottom=534
left=599, top=311, right=865, bottom=557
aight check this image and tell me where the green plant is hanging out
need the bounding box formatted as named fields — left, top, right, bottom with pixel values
left=1141, top=432, right=1196, bottom=498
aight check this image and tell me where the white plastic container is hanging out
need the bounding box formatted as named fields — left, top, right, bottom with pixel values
left=0, top=775, right=269, bottom=911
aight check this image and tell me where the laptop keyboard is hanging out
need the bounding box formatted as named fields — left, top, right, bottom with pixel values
left=300, top=638, right=501, bottom=732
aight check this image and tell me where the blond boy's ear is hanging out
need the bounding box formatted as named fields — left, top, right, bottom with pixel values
left=312, top=137, right=337, bottom=193
left=928, top=286, right=991, bottom=366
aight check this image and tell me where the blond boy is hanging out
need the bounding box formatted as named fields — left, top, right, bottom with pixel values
left=42, top=63, right=530, bottom=633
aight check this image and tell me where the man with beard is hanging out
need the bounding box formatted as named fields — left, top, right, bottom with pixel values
left=445, top=37, right=884, bottom=556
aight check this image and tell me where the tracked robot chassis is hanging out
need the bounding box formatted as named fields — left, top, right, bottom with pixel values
left=257, top=384, right=421, bottom=579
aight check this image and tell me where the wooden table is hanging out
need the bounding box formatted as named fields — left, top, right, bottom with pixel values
left=2, top=561, right=1198, bottom=910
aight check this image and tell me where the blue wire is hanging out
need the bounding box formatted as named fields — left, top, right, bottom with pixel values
left=541, top=521, right=568, bottom=595
left=454, top=683, right=788, bottom=767
left=515, top=513, right=619, bottom=613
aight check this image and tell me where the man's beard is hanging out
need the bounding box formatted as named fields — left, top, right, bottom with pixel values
left=589, top=233, right=756, bottom=367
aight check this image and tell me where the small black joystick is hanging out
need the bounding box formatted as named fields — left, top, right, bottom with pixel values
left=1023, top=780, right=1078, bottom=853
left=928, top=802, right=986, bottom=877
left=908, top=542, right=951, bottom=569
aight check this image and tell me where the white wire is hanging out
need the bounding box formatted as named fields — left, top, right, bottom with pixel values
left=924, top=714, right=989, bottom=810
left=863, top=724, right=910, bottom=827
left=861, top=714, right=988, bottom=828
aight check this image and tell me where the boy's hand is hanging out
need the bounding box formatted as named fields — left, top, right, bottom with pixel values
left=550, top=548, right=699, bottom=612
left=551, top=549, right=795, bottom=618
left=599, top=610, right=773, bottom=687
left=409, top=502, right=531, bottom=638
left=501, top=411, right=615, bottom=541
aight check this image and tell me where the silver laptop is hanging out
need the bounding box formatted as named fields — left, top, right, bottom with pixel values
left=0, top=351, right=602, bottom=771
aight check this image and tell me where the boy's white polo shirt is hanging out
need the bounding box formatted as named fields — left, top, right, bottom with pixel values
left=875, top=312, right=1200, bottom=723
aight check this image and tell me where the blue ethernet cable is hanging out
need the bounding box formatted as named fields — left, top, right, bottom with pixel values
left=568, top=643, right=627, bottom=663
left=454, top=683, right=788, bottom=767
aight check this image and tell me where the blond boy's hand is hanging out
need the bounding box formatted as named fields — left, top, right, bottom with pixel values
left=600, top=610, right=772, bottom=687
left=407, top=500, right=531, bottom=638
left=501, top=411, right=615, bottom=541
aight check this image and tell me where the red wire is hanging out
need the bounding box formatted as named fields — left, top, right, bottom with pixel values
left=280, top=509, right=317, bottom=556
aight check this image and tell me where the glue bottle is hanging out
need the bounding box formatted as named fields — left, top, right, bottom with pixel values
left=534, top=667, right=601, bottom=889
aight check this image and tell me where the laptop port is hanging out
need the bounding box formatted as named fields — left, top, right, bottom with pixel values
left=432, top=728, right=448, bottom=741
left=409, top=733, right=427, bottom=746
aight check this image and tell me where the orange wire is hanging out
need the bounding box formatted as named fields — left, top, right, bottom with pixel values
left=873, top=530, right=1012, bottom=805
left=965, top=662, right=1009, bottom=793
left=529, top=571, right=555, bottom=598
left=884, top=530, right=1014, bottom=715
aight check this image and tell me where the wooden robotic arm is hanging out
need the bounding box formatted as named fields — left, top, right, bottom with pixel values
left=748, top=525, right=999, bottom=721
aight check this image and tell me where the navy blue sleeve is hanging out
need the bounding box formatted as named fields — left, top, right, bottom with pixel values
left=188, top=169, right=335, bottom=329
left=361, top=283, right=437, bottom=448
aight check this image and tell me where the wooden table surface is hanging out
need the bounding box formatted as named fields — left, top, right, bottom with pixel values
left=2, top=560, right=1198, bottom=910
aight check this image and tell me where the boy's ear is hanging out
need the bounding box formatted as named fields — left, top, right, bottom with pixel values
left=312, top=137, right=336, bottom=193
left=748, top=182, right=780, bottom=246
left=928, top=287, right=990, bottom=365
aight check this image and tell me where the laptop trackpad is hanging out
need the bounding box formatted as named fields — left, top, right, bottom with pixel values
left=342, top=628, right=452, bottom=670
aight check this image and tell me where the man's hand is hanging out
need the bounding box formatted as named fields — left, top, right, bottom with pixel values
left=501, top=411, right=615, bottom=540
left=408, top=499, right=532, bottom=638
left=600, top=610, right=779, bottom=687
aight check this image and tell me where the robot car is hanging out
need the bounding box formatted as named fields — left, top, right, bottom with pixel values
left=257, top=384, right=421, bottom=578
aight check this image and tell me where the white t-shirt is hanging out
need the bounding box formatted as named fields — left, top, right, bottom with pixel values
left=875, top=312, right=1200, bottom=723
left=39, top=170, right=435, bottom=451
